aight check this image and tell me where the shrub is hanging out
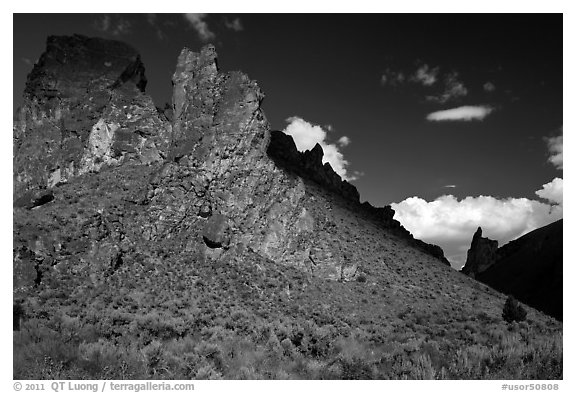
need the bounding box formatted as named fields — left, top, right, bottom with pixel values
left=502, top=296, right=527, bottom=323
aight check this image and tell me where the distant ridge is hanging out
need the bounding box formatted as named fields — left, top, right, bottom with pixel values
left=462, top=219, right=563, bottom=320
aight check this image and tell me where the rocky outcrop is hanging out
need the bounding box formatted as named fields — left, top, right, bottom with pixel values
left=268, top=131, right=360, bottom=202
left=14, top=38, right=451, bottom=291
left=461, top=227, right=499, bottom=277
left=469, top=220, right=563, bottom=320
left=137, top=45, right=317, bottom=271
left=13, top=35, right=170, bottom=198
left=267, top=130, right=450, bottom=266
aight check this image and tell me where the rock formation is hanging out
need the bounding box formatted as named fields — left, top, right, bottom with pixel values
left=267, top=130, right=450, bottom=266
left=268, top=131, right=360, bottom=202
left=462, top=220, right=563, bottom=320
left=461, top=227, right=499, bottom=277
left=13, top=35, right=171, bottom=198
left=13, top=36, right=451, bottom=297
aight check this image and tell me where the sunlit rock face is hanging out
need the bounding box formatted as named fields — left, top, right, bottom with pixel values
left=13, top=34, right=170, bottom=198
left=141, top=44, right=326, bottom=277
left=13, top=38, right=450, bottom=293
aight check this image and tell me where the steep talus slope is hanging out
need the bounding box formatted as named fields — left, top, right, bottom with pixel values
left=13, top=36, right=562, bottom=380
left=463, top=220, right=563, bottom=320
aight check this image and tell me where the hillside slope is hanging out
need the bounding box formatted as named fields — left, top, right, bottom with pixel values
left=13, top=36, right=562, bottom=380
left=469, top=220, right=563, bottom=321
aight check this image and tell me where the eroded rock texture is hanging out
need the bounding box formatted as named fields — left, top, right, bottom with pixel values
left=138, top=45, right=360, bottom=279
left=14, top=38, right=451, bottom=297
left=13, top=35, right=170, bottom=198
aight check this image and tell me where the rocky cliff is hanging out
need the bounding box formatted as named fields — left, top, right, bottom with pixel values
left=462, top=221, right=563, bottom=320
left=12, top=35, right=562, bottom=380
left=13, top=35, right=171, bottom=200
left=461, top=227, right=499, bottom=277
left=13, top=35, right=449, bottom=297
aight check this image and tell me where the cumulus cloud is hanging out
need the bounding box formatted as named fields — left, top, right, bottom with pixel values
left=546, top=130, right=563, bottom=170
left=426, top=105, right=493, bottom=122
left=282, top=117, right=355, bottom=181
left=392, top=128, right=563, bottom=270
left=536, top=177, right=563, bottom=205
left=392, top=194, right=563, bottom=269
left=225, top=17, right=243, bottom=31
left=183, top=13, right=215, bottom=41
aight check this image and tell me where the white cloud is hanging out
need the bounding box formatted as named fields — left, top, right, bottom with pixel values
left=546, top=131, right=563, bottom=170
left=183, top=13, right=215, bottom=41
left=411, top=64, right=439, bottom=86
left=483, top=82, right=496, bottom=92
left=392, top=194, right=563, bottom=269
left=282, top=117, right=354, bottom=181
left=444, top=184, right=457, bottom=188
left=535, top=177, right=563, bottom=205
left=426, top=105, right=493, bottom=122
left=392, top=126, right=563, bottom=270
left=225, top=17, right=243, bottom=31
left=338, top=136, right=351, bottom=147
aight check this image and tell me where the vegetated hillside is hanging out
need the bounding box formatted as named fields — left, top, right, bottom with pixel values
left=473, top=220, right=563, bottom=321
left=13, top=36, right=562, bottom=380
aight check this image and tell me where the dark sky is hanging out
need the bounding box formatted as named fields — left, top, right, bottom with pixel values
left=13, top=14, right=563, bottom=267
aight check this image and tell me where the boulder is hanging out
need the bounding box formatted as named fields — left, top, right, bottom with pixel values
left=203, top=214, right=230, bottom=249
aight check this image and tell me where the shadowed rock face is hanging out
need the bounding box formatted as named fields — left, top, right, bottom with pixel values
left=14, top=37, right=450, bottom=294
left=462, top=220, right=563, bottom=320
left=267, top=130, right=450, bottom=266
left=13, top=34, right=171, bottom=198
left=268, top=131, right=360, bottom=202
left=461, top=227, right=499, bottom=277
